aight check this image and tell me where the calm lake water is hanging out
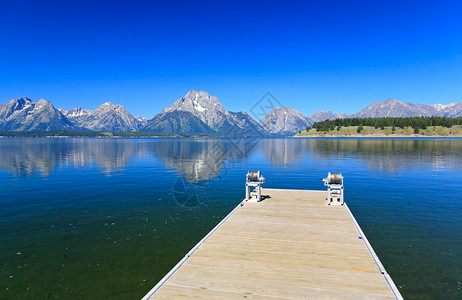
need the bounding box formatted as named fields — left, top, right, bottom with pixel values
left=0, top=138, right=461, bottom=299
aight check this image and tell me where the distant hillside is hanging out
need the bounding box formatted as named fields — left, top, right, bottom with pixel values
left=308, top=116, right=462, bottom=130
left=295, top=116, right=462, bottom=137
left=295, top=125, right=462, bottom=137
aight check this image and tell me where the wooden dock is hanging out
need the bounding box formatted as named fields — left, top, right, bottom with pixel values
left=143, top=189, right=402, bottom=299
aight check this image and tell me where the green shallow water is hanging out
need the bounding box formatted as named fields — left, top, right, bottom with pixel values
left=0, top=138, right=461, bottom=299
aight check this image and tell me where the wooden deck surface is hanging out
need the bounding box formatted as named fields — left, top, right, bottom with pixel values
left=144, top=189, right=401, bottom=299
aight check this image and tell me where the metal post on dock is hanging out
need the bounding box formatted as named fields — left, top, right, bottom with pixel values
left=323, top=172, right=344, bottom=205
left=245, top=171, right=265, bottom=202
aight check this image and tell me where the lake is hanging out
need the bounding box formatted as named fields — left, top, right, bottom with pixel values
left=0, top=138, right=461, bottom=299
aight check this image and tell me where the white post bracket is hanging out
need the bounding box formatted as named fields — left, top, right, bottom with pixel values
left=323, top=172, right=344, bottom=206
left=245, top=171, right=265, bottom=202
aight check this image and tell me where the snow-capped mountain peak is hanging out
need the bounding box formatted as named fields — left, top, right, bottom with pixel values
left=63, top=102, right=142, bottom=131
left=66, top=107, right=92, bottom=117
left=430, top=102, right=462, bottom=117
left=0, top=97, right=75, bottom=131
left=143, top=91, right=267, bottom=136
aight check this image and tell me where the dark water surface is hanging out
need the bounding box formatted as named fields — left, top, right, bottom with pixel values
left=0, top=138, right=461, bottom=299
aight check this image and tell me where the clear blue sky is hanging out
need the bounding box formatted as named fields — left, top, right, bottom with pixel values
left=1, top=0, right=461, bottom=118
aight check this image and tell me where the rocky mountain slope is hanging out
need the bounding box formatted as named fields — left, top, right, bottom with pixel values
left=353, top=99, right=444, bottom=118
left=143, top=91, right=267, bottom=136
left=135, top=116, right=149, bottom=127
left=142, top=110, right=215, bottom=134
left=260, top=107, right=313, bottom=135
left=228, top=111, right=267, bottom=137
left=160, top=91, right=228, bottom=130
left=63, top=102, right=142, bottom=131
left=62, top=107, right=92, bottom=125
left=309, top=111, right=347, bottom=123
left=432, top=102, right=462, bottom=117
left=0, top=97, right=77, bottom=131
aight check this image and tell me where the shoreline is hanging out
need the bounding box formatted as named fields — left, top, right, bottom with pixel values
left=292, top=134, right=462, bottom=138
left=295, top=125, right=462, bottom=138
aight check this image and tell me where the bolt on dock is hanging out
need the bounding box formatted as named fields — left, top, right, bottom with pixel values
left=143, top=173, right=402, bottom=299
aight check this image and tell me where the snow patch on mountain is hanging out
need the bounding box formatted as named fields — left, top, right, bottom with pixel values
left=149, top=91, right=266, bottom=136
left=0, top=97, right=76, bottom=131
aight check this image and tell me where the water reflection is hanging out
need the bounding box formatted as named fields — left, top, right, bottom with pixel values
left=0, top=139, right=146, bottom=176
left=0, top=138, right=461, bottom=178
left=300, top=139, right=462, bottom=172
left=150, top=138, right=257, bottom=182
left=260, top=139, right=309, bottom=165
left=0, top=138, right=259, bottom=181
left=61, top=139, right=147, bottom=173
left=259, top=138, right=462, bottom=171
left=0, top=139, right=59, bottom=176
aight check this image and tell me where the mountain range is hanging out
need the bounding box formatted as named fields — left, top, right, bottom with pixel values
left=352, top=99, right=455, bottom=118
left=0, top=92, right=461, bottom=136
left=61, top=102, right=145, bottom=132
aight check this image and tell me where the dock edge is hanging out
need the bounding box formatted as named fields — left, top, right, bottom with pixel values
left=141, top=201, right=245, bottom=300
left=344, top=203, right=403, bottom=300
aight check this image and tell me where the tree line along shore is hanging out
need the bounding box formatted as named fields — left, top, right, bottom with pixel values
left=296, top=116, right=462, bottom=137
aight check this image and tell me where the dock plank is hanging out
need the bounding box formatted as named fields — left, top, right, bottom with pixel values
left=144, top=189, right=401, bottom=299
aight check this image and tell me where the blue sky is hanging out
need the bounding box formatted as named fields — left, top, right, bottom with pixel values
left=1, top=0, right=461, bottom=118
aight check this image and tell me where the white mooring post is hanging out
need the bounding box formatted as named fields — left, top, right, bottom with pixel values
left=323, top=172, right=344, bottom=205
left=245, top=171, right=265, bottom=202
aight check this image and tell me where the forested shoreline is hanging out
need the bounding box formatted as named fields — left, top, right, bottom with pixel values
left=307, top=116, right=462, bottom=134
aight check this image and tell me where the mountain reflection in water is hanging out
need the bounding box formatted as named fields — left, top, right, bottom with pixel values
left=0, top=138, right=461, bottom=179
